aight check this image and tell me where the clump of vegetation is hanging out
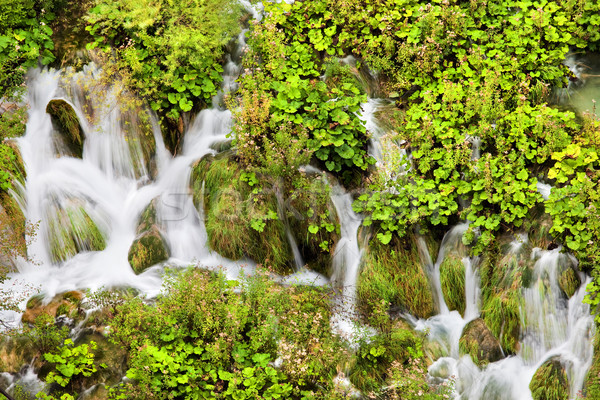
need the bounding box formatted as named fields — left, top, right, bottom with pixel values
left=194, top=154, right=293, bottom=274
left=439, top=255, right=466, bottom=316
left=529, top=357, right=569, bottom=400
left=107, top=268, right=348, bottom=399
left=357, top=236, right=435, bottom=320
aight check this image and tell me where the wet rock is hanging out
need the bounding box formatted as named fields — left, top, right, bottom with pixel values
left=459, top=318, right=504, bottom=367
left=135, top=198, right=159, bottom=235
left=128, top=226, right=169, bottom=274
left=558, top=267, right=580, bottom=298
left=46, top=99, right=85, bottom=158
left=529, top=357, right=569, bottom=400
left=22, top=291, right=84, bottom=325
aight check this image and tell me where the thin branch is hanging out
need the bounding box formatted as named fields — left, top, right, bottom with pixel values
left=0, top=386, right=16, bottom=400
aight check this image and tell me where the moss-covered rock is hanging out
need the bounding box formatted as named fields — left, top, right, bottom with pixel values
left=479, top=242, right=528, bottom=355
left=46, top=201, right=107, bottom=264
left=136, top=198, right=159, bottom=235
left=190, top=153, right=293, bottom=274
left=22, top=291, right=84, bottom=324
left=46, top=99, right=85, bottom=158
left=584, top=334, right=600, bottom=398
left=3, top=139, right=26, bottom=184
left=440, top=254, right=466, bottom=316
left=558, top=267, right=580, bottom=298
left=127, top=226, right=169, bottom=274
left=357, top=235, right=436, bottom=319
left=529, top=357, right=569, bottom=400
left=459, top=318, right=504, bottom=367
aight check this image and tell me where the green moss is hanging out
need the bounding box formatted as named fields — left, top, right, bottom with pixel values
left=357, top=235, right=435, bottom=319
left=47, top=204, right=107, bottom=263
left=481, top=289, right=523, bottom=355
left=128, top=227, right=169, bottom=274
left=585, top=335, right=600, bottom=398
left=192, top=154, right=293, bottom=274
left=558, top=267, right=580, bottom=299
left=440, top=254, right=465, bottom=316
left=529, top=357, right=569, bottom=400
left=458, top=318, right=503, bottom=367
left=46, top=99, right=84, bottom=158
left=136, top=199, right=158, bottom=235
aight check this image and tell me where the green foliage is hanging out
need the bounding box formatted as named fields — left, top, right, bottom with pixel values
left=43, top=339, right=99, bottom=388
left=0, top=0, right=56, bottom=100
left=21, top=313, right=69, bottom=355
left=108, top=269, right=346, bottom=399
left=85, top=0, right=241, bottom=121
left=340, top=0, right=600, bottom=254
left=235, top=2, right=374, bottom=178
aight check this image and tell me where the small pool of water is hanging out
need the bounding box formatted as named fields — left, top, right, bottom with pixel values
left=568, top=53, right=600, bottom=117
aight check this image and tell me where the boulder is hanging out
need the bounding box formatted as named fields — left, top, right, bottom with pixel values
left=46, top=99, right=85, bottom=158
left=22, top=291, right=84, bottom=324
left=559, top=267, right=580, bottom=299
left=459, top=318, right=504, bottom=367
left=128, top=226, right=169, bottom=274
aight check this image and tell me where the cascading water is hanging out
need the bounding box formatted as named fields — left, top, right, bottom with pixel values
left=420, top=233, right=594, bottom=400
left=329, top=184, right=364, bottom=338
left=1, top=4, right=598, bottom=399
